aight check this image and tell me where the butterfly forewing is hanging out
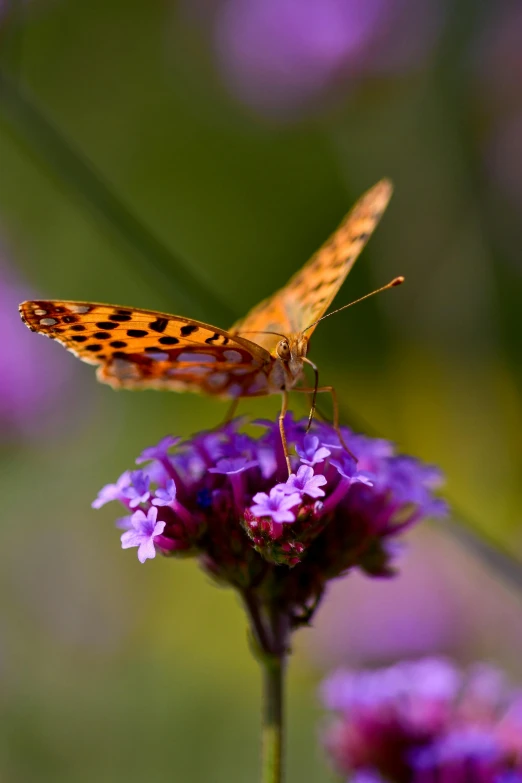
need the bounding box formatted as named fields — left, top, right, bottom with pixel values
left=20, top=180, right=394, bottom=406
left=230, top=179, right=392, bottom=346
left=19, top=301, right=273, bottom=398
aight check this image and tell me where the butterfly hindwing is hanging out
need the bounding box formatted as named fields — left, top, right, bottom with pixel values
left=19, top=301, right=273, bottom=398
left=230, top=179, right=392, bottom=348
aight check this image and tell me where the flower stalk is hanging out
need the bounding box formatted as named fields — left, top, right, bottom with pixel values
left=244, top=594, right=288, bottom=783
left=261, top=650, right=284, bottom=783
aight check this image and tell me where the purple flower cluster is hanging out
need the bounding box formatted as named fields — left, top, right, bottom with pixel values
left=321, top=658, right=522, bottom=783
left=94, top=416, right=445, bottom=627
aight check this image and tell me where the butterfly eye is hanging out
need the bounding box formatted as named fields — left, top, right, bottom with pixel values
left=276, top=339, right=291, bottom=360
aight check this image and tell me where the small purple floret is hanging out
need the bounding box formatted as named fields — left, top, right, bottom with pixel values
left=152, top=479, right=177, bottom=507
left=208, top=457, right=258, bottom=475
left=115, top=515, right=133, bottom=530
left=136, top=435, right=181, bottom=464
left=122, top=470, right=151, bottom=508
left=250, top=487, right=302, bottom=524
left=120, top=506, right=166, bottom=563
left=283, top=465, right=327, bottom=499
left=296, top=434, right=331, bottom=466
left=330, top=453, right=374, bottom=486
left=92, top=471, right=131, bottom=509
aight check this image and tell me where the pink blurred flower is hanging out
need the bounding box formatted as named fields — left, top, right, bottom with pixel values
left=1, top=256, right=77, bottom=439
left=473, top=3, right=522, bottom=118
left=210, top=0, right=443, bottom=118
left=473, top=5, right=522, bottom=223
left=303, top=531, right=464, bottom=668
left=487, top=111, right=522, bottom=213
left=320, top=658, right=522, bottom=783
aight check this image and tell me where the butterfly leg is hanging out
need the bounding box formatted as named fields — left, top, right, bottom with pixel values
left=279, top=390, right=292, bottom=476
left=293, top=386, right=357, bottom=462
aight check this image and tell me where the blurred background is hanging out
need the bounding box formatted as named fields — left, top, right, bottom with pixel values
left=1, top=0, right=522, bottom=780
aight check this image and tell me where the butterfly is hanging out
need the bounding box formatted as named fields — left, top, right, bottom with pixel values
left=20, top=179, right=401, bottom=473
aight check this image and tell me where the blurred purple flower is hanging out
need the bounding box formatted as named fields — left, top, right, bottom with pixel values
left=2, top=258, right=76, bottom=438
left=94, top=416, right=446, bottom=628
left=321, top=658, right=522, bottom=783
left=208, top=0, right=443, bottom=117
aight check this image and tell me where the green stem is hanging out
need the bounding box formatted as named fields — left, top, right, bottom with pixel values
left=261, top=652, right=285, bottom=783
left=242, top=592, right=287, bottom=783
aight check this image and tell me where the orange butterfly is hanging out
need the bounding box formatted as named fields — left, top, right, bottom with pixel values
left=20, top=179, right=402, bottom=473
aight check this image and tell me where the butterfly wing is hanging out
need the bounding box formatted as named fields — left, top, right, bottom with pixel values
left=230, top=179, right=392, bottom=349
left=20, top=301, right=274, bottom=398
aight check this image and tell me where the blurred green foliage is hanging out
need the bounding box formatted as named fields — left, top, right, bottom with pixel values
left=1, top=0, right=522, bottom=780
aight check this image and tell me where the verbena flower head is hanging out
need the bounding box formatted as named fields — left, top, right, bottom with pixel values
left=321, top=658, right=522, bottom=783
left=93, top=416, right=446, bottom=628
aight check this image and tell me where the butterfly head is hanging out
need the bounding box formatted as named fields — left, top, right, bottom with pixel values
left=276, top=334, right=308, bottom=379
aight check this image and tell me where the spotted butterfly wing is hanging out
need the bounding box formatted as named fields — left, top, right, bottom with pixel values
left=19, top=302, right=274, bottom=398
left=230, top=179, right=393, bottom=351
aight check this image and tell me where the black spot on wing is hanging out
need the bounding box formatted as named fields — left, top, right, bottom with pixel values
left=96, top=321, right=118, bottom=330
left=149, top=318, right=168, bottom=333
left=109, top=314, right=132, bottom=323
left=180, top=324, right=199, bottom=336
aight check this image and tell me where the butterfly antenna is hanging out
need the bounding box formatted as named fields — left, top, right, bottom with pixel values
left=303, top=276, right=404, bottom=333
